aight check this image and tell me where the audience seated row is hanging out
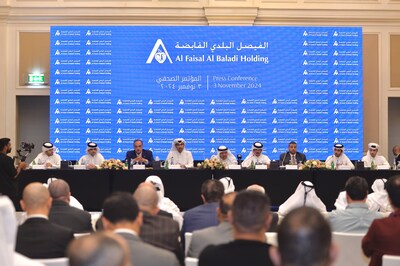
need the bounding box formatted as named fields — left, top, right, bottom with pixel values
left=4, top=174, right=400, bottom=266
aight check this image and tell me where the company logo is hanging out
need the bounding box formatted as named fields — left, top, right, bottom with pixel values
left=146, top=39, right=173, bottom=64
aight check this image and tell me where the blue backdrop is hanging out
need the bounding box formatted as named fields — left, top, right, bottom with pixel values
left=50, top=26, right=363, bottom=161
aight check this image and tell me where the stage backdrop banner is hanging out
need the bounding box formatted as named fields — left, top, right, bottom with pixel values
left=50, top=26, right=363, bottom=161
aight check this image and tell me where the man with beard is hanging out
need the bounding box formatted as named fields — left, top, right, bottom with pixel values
left=0, top=138, right=27, bottom=210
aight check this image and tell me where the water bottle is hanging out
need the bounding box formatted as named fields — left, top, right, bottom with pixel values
left=331, top=161, right=335, bottom=170
left=164, top=160, right=169, bottom=170
left=250, top=160, right=255, bottom=170
left=371, top=161, right=375, bottom=170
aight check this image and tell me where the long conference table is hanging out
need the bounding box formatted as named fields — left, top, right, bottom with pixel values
left=18, top=169, right=400, bottom=211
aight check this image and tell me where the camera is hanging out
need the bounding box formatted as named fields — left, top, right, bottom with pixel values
left=16, top=142, right=35, bottom=162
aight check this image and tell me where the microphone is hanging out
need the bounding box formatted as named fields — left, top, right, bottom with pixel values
left=282, top=152, right=288, bottom=167
left=237, top=154, right=242, bottom=164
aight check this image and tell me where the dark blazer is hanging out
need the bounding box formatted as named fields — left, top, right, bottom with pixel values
left=140, top=212, right=183, bottom=264
left=125, top=149, right=154, bottom=167
left=181, top=202, right=219, bottom=248
left=279, top=152, right=307, bottom=166
left=362, top=209, right=400, bottom=266
left=49, top=200, right=93, bottom=233
left=16, top=217, right=74, bottom=258
left=199, top=240, right=274, bottom=266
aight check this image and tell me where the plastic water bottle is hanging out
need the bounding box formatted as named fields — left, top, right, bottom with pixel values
left=331, top=161, right=335, bottom=170
left=164, top=160, right=169, bottom=170
left=250, top=160, right=255, bottom=170
left=371, top=161, right=375, bottom=170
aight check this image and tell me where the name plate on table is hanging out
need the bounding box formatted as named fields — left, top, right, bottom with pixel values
left=73, top=165, right=87, bottom=170
left=337, top=165, right=351, bottom=170
left=285, top=165, right=298, bottom=170
left=255, top=165, right=268, bottom=170
left=31, top=165, right=45, bottom=170
left=169, top=164, right=182, bottom=169
left=228, top=165, right=241, bottom=170
left=132, top=164, right=145, bottom=170
left=378, top=165, right=390, bottom=170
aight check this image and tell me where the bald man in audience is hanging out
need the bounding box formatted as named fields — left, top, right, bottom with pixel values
left=48, top=179, right=93, bottom=233
left=101, top=192, right=179, bottom=266
left=16, top=182, right=74, bottom=258
left=68, top=232, right=131, bottom=266
left=247, top=184, right=279, bottom=232
left=199, top=190, right=274, bottom=266
left=187, top=192, right=236, bottom=258
left=270, top=206, right=337, bottom=266
left=133, top=182, right=183, bottom=265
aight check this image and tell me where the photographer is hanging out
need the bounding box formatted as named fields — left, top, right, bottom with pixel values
left=0, top=138, right=27, bottom=210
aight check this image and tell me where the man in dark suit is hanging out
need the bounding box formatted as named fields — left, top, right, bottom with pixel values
left=125, top=139, right=154, bottom=167
left=187, top=192, right=236, bottom=258
left=101, top=192, right=179, bottom=266
left=279, top=141, right=307, bottom=166
left=48, top=179, right=93, bottom=233
left=362, top=175, right=400, bottom=266
left=15, top=182, right=74, bottom=258
left=133, top=182, right=183, bottom=264
left=181, top=179, right=225, bottom=245
left=199, top=190, right=274, bottom=266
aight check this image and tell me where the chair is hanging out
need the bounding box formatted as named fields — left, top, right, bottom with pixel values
left=33, top=257, right=69, bottom=266
left=185, top=232, right=193, bottom=256
left=265, top=232, right=278, bottom=247
left=382, top=255, right=400, bottom=266
left=185, top=257, right=198, bottom=266
left=332, top=232, right=369, bottom=266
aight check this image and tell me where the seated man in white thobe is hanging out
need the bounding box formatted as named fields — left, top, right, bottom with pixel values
left=78, top=142, right=105, bottom=169
left=165, top=138, right=193, bottom=168
left=325, top=143, right=355, bottom=170
left=362, top=143, right=390, bottom=169
left=30, top=142, right=61, bottom=168
left=241, top=142, right=270, bottom=168
left=211, top=146, right=237, bottom=167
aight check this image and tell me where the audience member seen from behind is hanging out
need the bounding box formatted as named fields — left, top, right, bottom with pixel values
left=15, top=182, right=74, bottom=258
left=246, top=184, right=279, bottom=232
left=48, top=179, right=93, bottom=233
left=68, top=231, right=131, bottom=266
left=181, top=179, right=224, bottom=243
left=0, top=138, right=27, bottom=210
left=367, top=178, right=393, bottom=213
left=270, top=206, right=337, bottom=266
left=362, top=175, right=400, bottom=266
left=187, top=192, right=237, bottom=258
left=133, top=182, right=182, bottom=265
left=101, top=192, right=179, bottom=266
left=328, top=176, right=382, bottom=233
left=199, top=190, right=274, bottom=266
left=145, top=175, right=183, bottom=227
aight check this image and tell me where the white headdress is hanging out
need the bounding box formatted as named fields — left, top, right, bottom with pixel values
left=278, top=181, right=327, bottom=216
left=86, top=142, right=100, bottom=154
left=219, top=177, right=235, bottom=194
